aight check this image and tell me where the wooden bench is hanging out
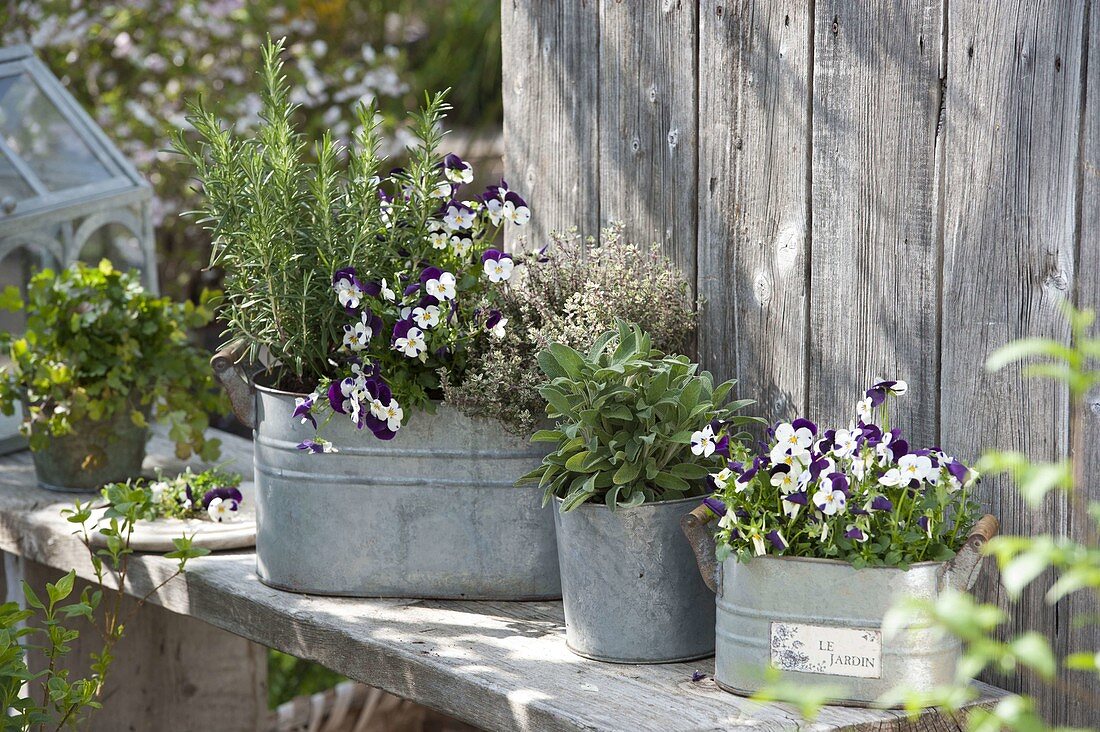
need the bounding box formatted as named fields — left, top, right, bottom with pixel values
left=0, top=430, right=1006, bottom=731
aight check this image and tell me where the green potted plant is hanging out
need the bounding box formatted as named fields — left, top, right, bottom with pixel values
left=684, top=381, right=996, bottom=704
left=521, top=321, right=757, bottom=663
left=0, top=260, right=222, bottom=491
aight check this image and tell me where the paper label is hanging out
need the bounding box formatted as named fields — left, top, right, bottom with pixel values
left=769, top=622, right=882, bottom=679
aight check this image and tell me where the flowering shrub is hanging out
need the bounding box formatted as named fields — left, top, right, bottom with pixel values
left=520, top=322, right=757, bottom=511
left=177, top=40, right=530, bottom=444
left=709, top=381, right=980, bottom=568
left=104, top=468, right=244, bottom=523
left=443, top=225, right=697, bottom=434
left=0, top=261, right=223, bottom=461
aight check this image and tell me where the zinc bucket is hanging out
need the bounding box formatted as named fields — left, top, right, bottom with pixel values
left=682, top=508, right=998, bottom=705
left=554, top=496, right=716, bottom=663
left=213, top=348, right=561, bottom=599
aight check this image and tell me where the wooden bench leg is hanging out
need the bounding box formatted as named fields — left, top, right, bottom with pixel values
left=3, top=553, right=268, bottom=732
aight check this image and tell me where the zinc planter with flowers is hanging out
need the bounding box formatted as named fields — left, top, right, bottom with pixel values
left=186, top=40, right=558, bottom=598
left=682, top=380, right=998, bottom=705
left=520, top=322, right=758, bottom=663
left=0, top=261, right=222, bottom=491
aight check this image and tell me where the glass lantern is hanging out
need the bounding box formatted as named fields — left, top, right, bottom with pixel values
left=0, top=45, right=158, bottom=453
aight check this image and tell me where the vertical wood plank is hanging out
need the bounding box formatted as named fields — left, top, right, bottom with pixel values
left=1068, top=0, right=1100, bottom=725
left=808, top=0, right=943, bottom=442
left=940, top=0, right=1085, bottom=721
left=500, top=0, right=600, bottom=249
left=697, top=1, right=811, bottom=422
left=597, top=0, right=698, bottom=286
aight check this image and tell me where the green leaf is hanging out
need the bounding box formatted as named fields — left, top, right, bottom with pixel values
left=21, top=583, right=43, bottom=611
left=654, top=472, right=690, bottom=492
left=531, top=429, right=564, bottom=443
left=1001, top=551, right=1050, bottom=599
left=612, top=460, right=641, bottom=485
left=1008, top=632, right=1056, bottom=679
left=670, top=462, right=709, bottom=480
left=0, top=286, right=22, bottom=312
left=986, top=337, right=1074, bottom=372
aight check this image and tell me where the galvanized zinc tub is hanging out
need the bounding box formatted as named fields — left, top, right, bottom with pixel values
left=554, top=496, right=716, bottom=663
left=682, top=508, right=998, bottom=705
left=213, top=347, right=560, bottom=599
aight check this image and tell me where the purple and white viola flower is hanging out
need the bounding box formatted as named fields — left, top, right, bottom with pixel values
left=393, top=321, right=428, bottom=358
left=769, top=465, right=799, bottom=494
left=443, top=201, right=476, bottom=231
left=690, top=424, right=717, bottom=457
left=774, top=421, right=814, bottom=454
left=766, top=530, right=788, bottom=552
left=832, top=424, right=861, bottom=459
left=379, top=279, right=397, bottom=302
left=421, top=268, right=457, bottom=301
left=206, top=496, right=239, bottom=522
left=342, top=312, right=377, bottom=352
left=333, top=268, right=365, bottom=311
left=813, top=486, right=847, bottom=516
left=500, top=191, right=531, bottom=226
left=865, top=379, right=908, bottom=407
left=297, top=438, right=337, bottom=454
left=412, top=305, right=442, bottom=330
left=481, top=249, right=515, bottom=283
left=431, top=180, right=455, bottom=199
left=293, top=394, right=318, bottom=429
left=856, top=397, right=874, bottom=422
left=748, top=529, right=767, bottom=557
left=485, top=309, right=508, bottom=339
left=441, top=153, right=475, bottom=184
left=844, top=525, right=868, bottom=542
left=328, top=377, right=362, bottom=416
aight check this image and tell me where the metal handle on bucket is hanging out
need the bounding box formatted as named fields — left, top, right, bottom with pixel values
left=681, top=504, right=720, bottom=593
left=211, top=339, right=257, bottom=429
left=946, top=513, right=1000, bottom=591
left=684, top=504, right=1001, bottom=594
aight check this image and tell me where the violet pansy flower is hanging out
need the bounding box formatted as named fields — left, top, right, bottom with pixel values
left=441, top=153, right=474, bottom=185
left=333, top=267, right=365, bottom=311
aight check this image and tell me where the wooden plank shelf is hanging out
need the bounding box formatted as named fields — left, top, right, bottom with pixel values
left=0, top=431, right=1005, bottom=731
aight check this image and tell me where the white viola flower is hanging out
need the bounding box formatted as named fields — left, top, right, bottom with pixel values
left=749, top=531, right=767, bottom=557
left=451, top=236, right=473, bottom=257
left=207, top=496, right=239, bottom=523
left=412, top=305, right=441, bottom=330
left=429, top=231, right=450, bottom=250
left=394, top=326, right=428, bottom=358
left=892, top=380, right=909, bottom=396
left=442, top=154, right=475, bottom=184
left=380, top=279, right=397, bottom=302
left=427, top=218, right=445, bottom=232
left=878, top=467, right=906, bottom=487
left=769, top=469, right=799, bottom=494
left=400, top=306, right=413, bottom=321
left=898, top=453, right=933, bottom=483
left=833, top=425, right=861, bottom=459
left=149, top=481, right=170, bottom=501
left=424, top=271, right=457, bottom=301
left=483, top=256, right=515, bottom=283
left=782, top=496, right=802, bottom=520
left=690, top=425, right=716, bottom=457
left=813, top=487, right=847, bottom=516
left=431, top=181, right=454, bottom=199
left=774, top=422, right=814, bottom=453
left=443, top=202, right=476, bottom=231
left=381, top=399, right=403, bottom=431
left=717, top=508, right=736, bottom=530
left=711, top=468, right=734, bottom=488
left=856, top=397, right=874, bottom=422
left=485, top=197, right=504, bottom=226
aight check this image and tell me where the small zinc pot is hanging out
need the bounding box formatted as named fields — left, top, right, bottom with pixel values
left=682, top=508, right=999, bottom=705
left=29, top=407, right=148, bottom=492
left=554, top=495, right=717, bottom=663
left=212, top=344, right=560, bottom=599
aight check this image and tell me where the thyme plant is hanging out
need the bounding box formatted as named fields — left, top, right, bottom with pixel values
left=443, top=224, right=697, bottom=434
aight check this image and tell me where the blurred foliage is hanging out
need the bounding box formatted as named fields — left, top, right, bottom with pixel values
left=268, top=651, right=346, bottom=709
left=1, top=0, right=502, bottom=300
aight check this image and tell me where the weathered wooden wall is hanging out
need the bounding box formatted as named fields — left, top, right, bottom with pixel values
left=502, top=0, right=1098, bottom=725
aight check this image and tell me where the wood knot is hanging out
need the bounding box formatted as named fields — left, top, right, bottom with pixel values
left=667, top=128, right=679, bottom=148
left=631, top=136, right=641, bottom=153
left=832, top=15, right=839, bottom=36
